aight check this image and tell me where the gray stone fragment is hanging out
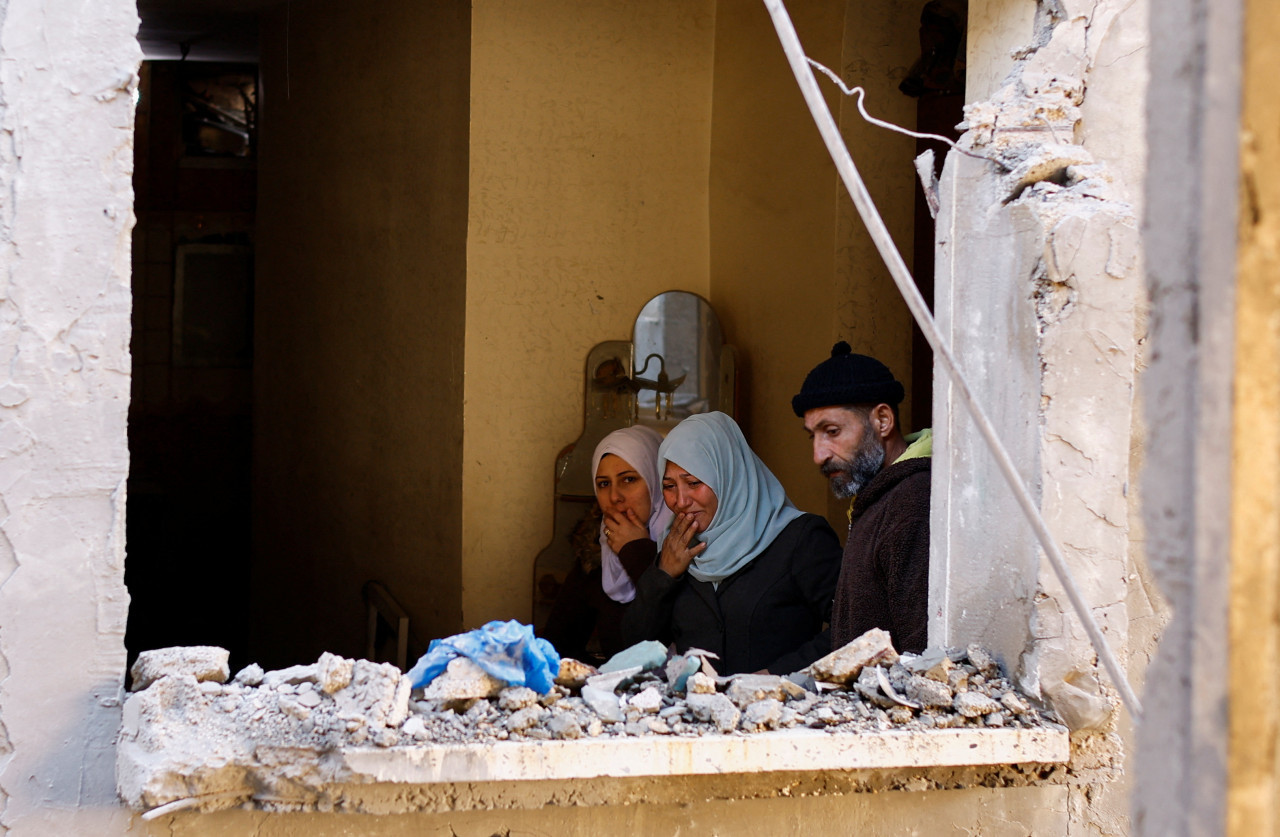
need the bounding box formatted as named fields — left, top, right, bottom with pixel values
left=954, top=691, right=1001, bottom=718
left=1001, top=690, right=1032, bottom=715
left=232, top=663, right=264, bottom=687
left=498, top=686, right=539, bottom=711
left=586, top=666, right=640, bottom=694
left=540, top=685, right=569, bottom=707
left=580, top=685, right=622, bottom=722
left=966, top=644, right=1000, bottom=678
left=725, top=674, right=786, bottom=707
left=947, top=668, right=970, bottom=692
left=295, top=687, right=322, bottom=709
left=262, top=663, right=319, bottom=689
left=506, top=705, right=547, bottom=732
left=985, top=712, right=1006, bottom=727
left=902, top=648, right=948, bottom=675
left=806, top=628, right=898, bottom=685
left=905, top=675, right=953, bottom=710
left=686, top=693, right=740, bottom=733
left=401, top=715, right=427, bottom=739
left=854, top=666, right=895, bottom=708
left=643, top=717, right=672, bottom=734
left=547, top=713, right=582, bottom=740
left=130, top=646, right=230, bottom=691
left=876, top=666, right=920, bottom=709
left=741, top=699, right=784, bottom=732
left=629, top=686, right=664, bottom=715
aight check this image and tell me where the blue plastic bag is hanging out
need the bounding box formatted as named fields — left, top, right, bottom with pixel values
left=406, top=620, right=562, bottom=694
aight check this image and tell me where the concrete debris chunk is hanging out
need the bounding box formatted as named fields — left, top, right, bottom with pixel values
left=580, top=685, right=622, bottom=723
left=905, top=675, right=953, bottom=710
left=887, top=707, right=915, bottom=725
left=498, top=686, right=539, bottom=711
left=966, top=644, right=1001, bottom=679
left=505, top=705, right=546, bottom=732
left=586, top=666, right=640, bottom=694
left=233, top=663, right=264, bottom=687
left=875, top=666, right=920, bottom=709
left=629, top=686, right=664, bottom=715
left=1001, top=690, right=1032, bottom=715
left=954, top=691, right=1002, bottom=718
left=686, top=693, right=740, bottom=733
left=420, top=656, right=505, bottom=703
left=740, top=699, right=784, bottom=732
left=854, top=666, right=895, bottom=708
left=130, top=646, right=230, bottom=692
left=547, top=713, right=583, bottom=740
left=335, top=659, right=410, bottom=728
left=262, top=663, right=319, bottom=689
left=555, top=658, right=596, bottom=690
left=806, top=628, right=898, bottom=685
left=686, top=672, right=717, bottom=695
left=725, top=674, right=787, bottom=708
left=317, top=652, right=354, bottom=694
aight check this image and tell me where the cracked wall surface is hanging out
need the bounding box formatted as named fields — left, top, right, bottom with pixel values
left=931, top=0, right=1156, bottom=833
left=0, top=0, right=140, bottom=833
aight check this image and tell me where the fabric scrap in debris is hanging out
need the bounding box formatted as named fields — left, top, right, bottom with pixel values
left=407, top=620, right=562, bottom=694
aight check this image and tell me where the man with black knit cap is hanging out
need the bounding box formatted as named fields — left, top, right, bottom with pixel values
left=793, top=342, right=932, bottom=653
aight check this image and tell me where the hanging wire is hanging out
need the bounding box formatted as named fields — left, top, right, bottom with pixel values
left=764, top=0, right=1143, bottom=724
left=805, top=58, right=1008, bottom=169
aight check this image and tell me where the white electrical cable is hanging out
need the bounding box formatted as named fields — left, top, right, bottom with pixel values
left=763, top=0, right=1143, bottom=724
left=804, top=58, right=1005, bottom=169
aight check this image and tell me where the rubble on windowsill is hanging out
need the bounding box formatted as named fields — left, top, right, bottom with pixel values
left=117, top=630, right=1068, bottom=818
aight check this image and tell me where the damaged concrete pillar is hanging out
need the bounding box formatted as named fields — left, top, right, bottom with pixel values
left=930, top=78, right=1139, bottom=730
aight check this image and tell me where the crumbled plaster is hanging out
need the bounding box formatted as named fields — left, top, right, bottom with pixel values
left=0, top=0, right=140, bottom=832
left=933, top=0, right=1153, bottom=834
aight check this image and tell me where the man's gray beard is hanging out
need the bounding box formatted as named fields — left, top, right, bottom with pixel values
left=823, top=435, right=885, bottom=499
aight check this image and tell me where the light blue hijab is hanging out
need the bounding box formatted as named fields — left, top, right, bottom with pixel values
left=657, top=412, right=804, bottom=583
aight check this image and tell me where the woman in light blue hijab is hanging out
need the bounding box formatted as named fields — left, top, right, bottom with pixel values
left=621, top=412, right=843, bottom=675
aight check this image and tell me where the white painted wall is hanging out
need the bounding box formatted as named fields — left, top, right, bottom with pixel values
left=0, top=0, right=140, bottom=833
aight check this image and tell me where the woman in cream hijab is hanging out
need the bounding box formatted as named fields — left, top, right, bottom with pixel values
left=543, top=425, right=673, bottom=661
left=591, top=425, right=673, bottom=603
left=622, top=412, right=841, bottom=675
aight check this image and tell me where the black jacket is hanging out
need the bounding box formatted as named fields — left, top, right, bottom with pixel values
left=621, top=513, right=842, bottom=675
left=831, top=457, right=931, bottom=653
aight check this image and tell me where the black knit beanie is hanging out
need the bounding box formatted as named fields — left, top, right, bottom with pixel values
left=791, top=341, right=905, bottom=417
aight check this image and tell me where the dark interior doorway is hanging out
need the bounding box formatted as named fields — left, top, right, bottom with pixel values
left=125, top=57, right=258, bottom=672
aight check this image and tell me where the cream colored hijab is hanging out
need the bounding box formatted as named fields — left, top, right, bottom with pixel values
left=591, top=425, right=673, bottom=603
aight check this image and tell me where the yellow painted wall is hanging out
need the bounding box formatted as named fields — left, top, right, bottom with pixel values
left=1229, top=0, right=1280, bottom=830
left=707, top=0, right=844, bottom=523
left=463, top=0, right=716, bottom=625
left=252, top=0, right=472, bottom=667
left=832, top=0, right=920, bottom=508
left=708, top=0, right=922, bottom=531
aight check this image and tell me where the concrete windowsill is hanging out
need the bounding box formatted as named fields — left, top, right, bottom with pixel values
left=342, top=726, right=1069, bottom=784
